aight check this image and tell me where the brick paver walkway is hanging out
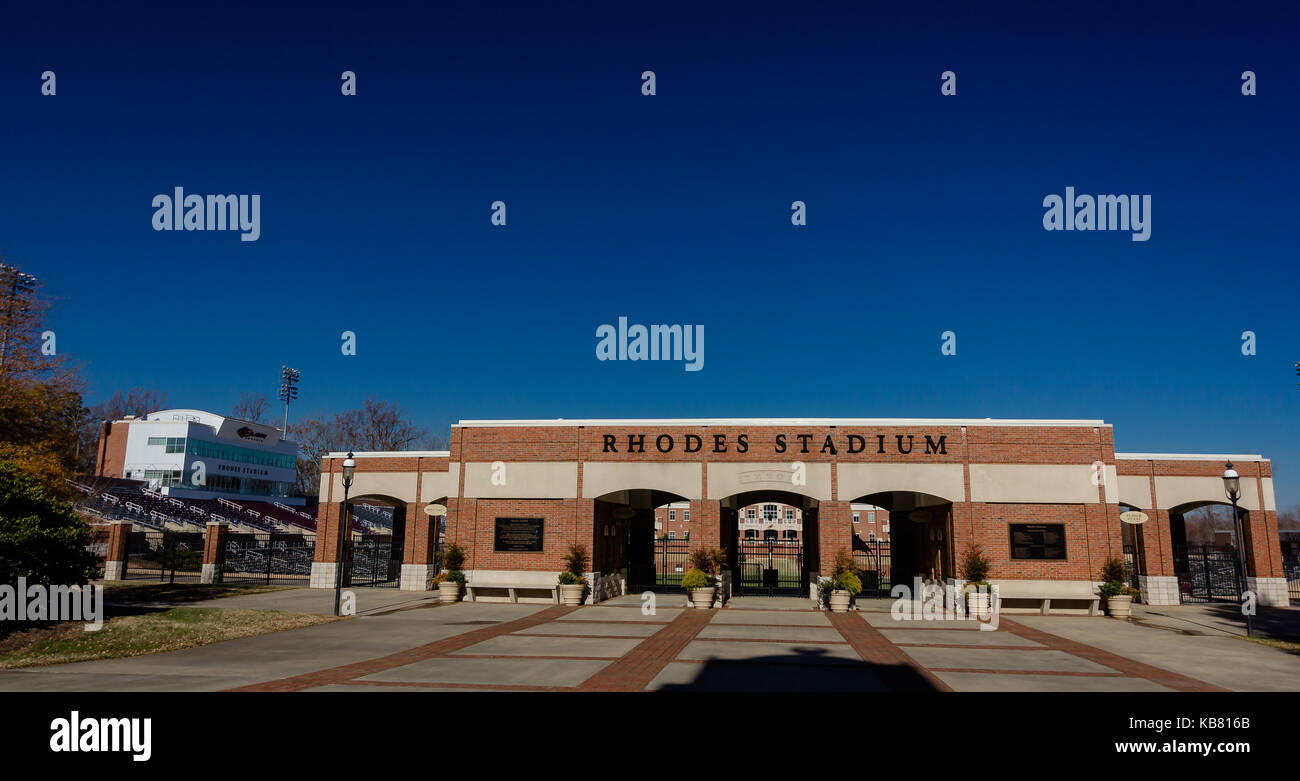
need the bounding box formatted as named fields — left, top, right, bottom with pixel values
left=229, top=601, right=1226, bottom=693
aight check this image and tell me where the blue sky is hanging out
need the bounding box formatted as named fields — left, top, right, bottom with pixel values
left=1, top=2, right=1296, bottom=507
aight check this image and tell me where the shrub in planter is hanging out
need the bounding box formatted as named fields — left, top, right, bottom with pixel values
left=825, top=551, right=862, bottom=612
left=958, top=543, right=994, bottom=615
left=688, top=546, right=727, bottom=577
left=557, top=544, right=589, bottom=605
left=681, top=567, right=718, bottom=609
left=1099, top=557, right=1139, bottom=618
left=434, top=568, right=464, bottom=603
left=442, top=542, right=466, bottom=572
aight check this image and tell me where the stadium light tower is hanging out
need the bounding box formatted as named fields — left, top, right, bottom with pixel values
left=0, top=264, right=38, bottom=369
left=279, top=366, right=301, bottom=434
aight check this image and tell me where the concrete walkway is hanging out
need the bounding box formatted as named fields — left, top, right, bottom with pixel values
left=1, top=589, right=1296, bottom=692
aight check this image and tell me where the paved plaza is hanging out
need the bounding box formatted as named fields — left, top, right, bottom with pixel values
left=0, top=588, right=1296, bottom=692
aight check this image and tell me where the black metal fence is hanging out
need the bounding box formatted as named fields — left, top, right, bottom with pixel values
left=125, top=530, right=205, bottom=583
left=345, top=534, right=399, bottom=587
left=737, top=539, right=805, bottom=596
left=1283, top=552, right=1300, bottom=603
left=1173, top=544, right=1242, bottom=603
left=853, top=542, right=893, bottom=598
left=628, top=538, right=690, bottom=590
left=222, top=533, right=315, bottom=585
left=1122, top=542, right=1143, bottom=591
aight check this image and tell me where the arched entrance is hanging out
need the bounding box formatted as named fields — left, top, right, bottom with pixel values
left=1167, top=500, right=1245, bottom=603
left=721, top=490, right=815, bottom=597
left=341, top=494, right=408, bottom=588
left=591, top=488, right=692, bottom=593
left=849, top=490, right=954, bottom=597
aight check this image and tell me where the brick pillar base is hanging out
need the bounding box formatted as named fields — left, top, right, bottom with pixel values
left=1247, top=577, right=1290, bottom=607
left=1139, top=575, right=1180, bottom=605
left=102, top=520, right=131, bottom=581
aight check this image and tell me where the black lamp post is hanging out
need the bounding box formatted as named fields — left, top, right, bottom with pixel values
left=1222, top=461, right=1252, bottom=638
left=334, top=452, right=356, bottom=617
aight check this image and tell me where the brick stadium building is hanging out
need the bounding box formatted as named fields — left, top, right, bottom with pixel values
left=308, top=418, right=1290, bottom=608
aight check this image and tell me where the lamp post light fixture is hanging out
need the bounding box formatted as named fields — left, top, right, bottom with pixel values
left=1222, top=461, right=1252, bottom=638
left=279, top=366, right=301, bottom=435
left=334, top=451, right=356, bottom=617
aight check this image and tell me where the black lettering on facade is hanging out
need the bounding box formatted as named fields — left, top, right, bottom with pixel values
left=896, top=434, right=914, bottom=454
left=713, top=434, right=728, bottom=453
left=736, top=433, right=749, bottom=453
left=775, top=434, right=787, bottom=453
left=602, top=434, right=617, bottom=453
left=877, top=434, right=886, bottom=454
left=847, top=434, right=865, bottom=454
left=655, top=434, right=674, bottom=453
left=820, top=435, right=837, bottom=455
left=924, top=434, right=947, bottom=455
left=796, top=434, right=812, bottom=453
left=685, top=434, right=702, bottom=453
left=628, top=434, right=645, bottom=453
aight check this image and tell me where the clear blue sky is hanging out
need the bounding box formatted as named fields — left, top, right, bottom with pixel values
left=1, top=2, right=1296, bottom=507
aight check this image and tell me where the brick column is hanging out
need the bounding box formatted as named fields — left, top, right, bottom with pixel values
left=687, top=499, right=722, bottom=550
left=201, top=521, right=228, bottom=584
left=311, top=500, right=347, bottom=589
left=817, top=500, right=853, bottom=574
left=102, top=520, right=131, bottom=581
left=1241, top=508, right=1290, bottom=606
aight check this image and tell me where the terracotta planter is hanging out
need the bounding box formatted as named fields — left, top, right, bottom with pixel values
left=559, top=583, right=586, bottom=606
left=829, top=589, right=852, bottom=613
left=965, top=591, right=992, bottom=618
left=690, top=587, right=717, bottom=609
left=438, top=581, right=461, bottom=604
left=1106, top=594, right=1133, bottom=619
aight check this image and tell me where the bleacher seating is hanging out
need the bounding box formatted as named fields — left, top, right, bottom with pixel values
left=73, top=483, right=317, bottom=535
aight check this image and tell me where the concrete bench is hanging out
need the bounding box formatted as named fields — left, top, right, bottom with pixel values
left=463, top=570, right=560, bottom=604
left=991, top=579, right=1101, bottom=616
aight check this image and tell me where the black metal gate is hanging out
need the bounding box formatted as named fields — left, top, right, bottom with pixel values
left=222, top=533, right=315, bottom=585
left=1282, top=551, right=1299, bottom=604
left=345, top=534, right=399, bottom=587
left=629, top=539, right=690, bottom=591
left=1173, top=544, right=1242, bottom=603
left=736, top=539, right=806, bottom=596
left=125, top=530, right=204, bottom=583
left=853, top=541, right=892, bottom=598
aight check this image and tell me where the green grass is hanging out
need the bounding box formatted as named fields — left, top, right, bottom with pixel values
left=0, top=607, right=339, bottom=669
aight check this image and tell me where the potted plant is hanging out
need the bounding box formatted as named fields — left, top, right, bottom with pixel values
left=685, top=546, right=727, bottom=608
left=557, top=544, right=589, bottom=606
left=437, top=542, right=466, bottom=603
left=959, top=542, right=993, bottom=618
left=1099, top=556, right=1139, bottom=618
left=681, top=567, right=718, bottom=608
left=433, top=569, right=464, bottom=603
left=826, top=549, right=861, bottom=612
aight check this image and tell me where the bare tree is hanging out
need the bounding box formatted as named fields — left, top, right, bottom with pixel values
left=91, top=388, right=168, bottom=422
left=288, top=397, right=446, bottom=496
left=232, top=392, right=270, bottom=423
